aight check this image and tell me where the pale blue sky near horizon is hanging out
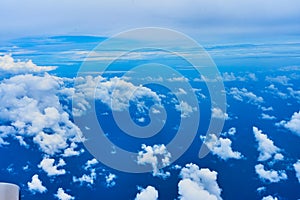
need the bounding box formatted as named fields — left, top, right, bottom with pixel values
left=0, top=0, right=300, bottom=44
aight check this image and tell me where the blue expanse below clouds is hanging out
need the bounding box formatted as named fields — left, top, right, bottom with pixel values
left=0, top=36, right=300, bottom=200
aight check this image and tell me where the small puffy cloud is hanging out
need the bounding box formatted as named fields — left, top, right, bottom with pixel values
left=137, top=144, right=171, bottom=178
left=73, top=76, right=161, bottom=116
left=201, top=134, right=243, bottom=160
left=63, top=142, right=84, bottom=157
left=73, top=169, right=97, bottom=186
left=266, top=75, right=290, bottom=86
left=0, top=54, right=56, bottom=74
left=38, top=157, right=66, bottom=176
left=278, top=111, right=300, bottom=137
left=229, top=87, right=263, bottom=105
left=261, top=106, right=273, bottom=112
left=211, top=108, right=228, bottom=120
left=265, top=84, right=287, bottom=99
left=167, top=76, right=189, bottom=82
left=55, top=188, right=74, bottom=200
left=253, top=127, right=283, bottom=162
left=261, top=113, right=276, bottom=120
left=227, top=127, right=236, bottom=136
left=105, top=173, right=117, bottom=188
left=84, top=158, right=99, bottom=170
left=255, top=164, right=287, bottom=183
left=178, top=163, right=222, bottom=200
left=27, top=174, right=47, bottom=194
left=287, top=87, right=300, bottom=102
left=293, top=160, right=300, bottom=183
left=175, top=101, right=197, bottom=118
left=262, top=195, right=278, bottom=200
left=135, top=186, right=158, bottom=200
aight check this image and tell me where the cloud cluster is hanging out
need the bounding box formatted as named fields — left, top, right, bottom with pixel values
left=27, top=174, right=47, bottom=194
left=293, top=160, right=300, bottom=183
left=105, top=173, right=117, bottom=188
left=38, top=157, right=66, bottom=176
left=255, top=164, right=287, bottom=183
left=0, top=73, right=84, bottom=156
left=222, top=72, right=257, bottom=82
left=0, top=55, right=56, bottom=74
left=229, top=87, right=263, bottom=105
left=73, top=168, right=97, bottom=186
left=201, top=134, right=243, bottom=160
left=253, top=127, right=284, bottom=162
left=137, top=144, right=171, bottom=178
left=278, top=111, right=300, bottom=137
left=73, top=75, right=161, bottom=116
left=175, top=101, right=197, bottom=118
left=262, top=195, right=278, bottom=200
left=178, top=163, right=222, bottom=200
left=211, top=108, right=229, bottom=120
left=55, top=188, right=74, bottom=200
left=135, top=186, right=158, bottom=200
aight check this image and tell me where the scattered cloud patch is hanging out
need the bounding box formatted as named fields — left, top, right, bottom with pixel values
left=253, top=127, right=283, bottom=162
left=27, top=174, right=47, bottom=194
left=55, top=188, right=74, bottom=200
left=0, top=54, right=56, bottom=74
left=255, top=164, right=287, bottom=183
left=84, top=158, right=98, bottom=170
left=229, top=87, right=263, bottom=105
left=137, top=144, right=171, bottom=178
left=38, top=157, right=66, bottom=176
left=105, top=173, right=117, bottom=188
left=73, top=169, right=97, bottom=186
left=262, top=195, right=278, bottom=200
left=278, top=111, right=300, bottom=137
left=178, top=163, right=222, bottom=200
left=261, top=113, right=276, bottom=120
left=201, top=134, right=243, bottom=160
left=211, top=108, right=228, bottom=120
left=73, top=76, right=161, bottom=116
left=293, top=160, right=300, bottom=183
left=135, top=186, right=158, bottom=200
left=0, top=73, right=84, bottom=156
left=175, top=101, right=197, bottom=118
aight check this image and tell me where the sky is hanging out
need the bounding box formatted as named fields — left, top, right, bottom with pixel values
left=0, top=0, right=300, bottom=43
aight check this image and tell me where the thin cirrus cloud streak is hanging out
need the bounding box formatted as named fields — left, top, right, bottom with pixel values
left=0, top=0, right=300, bottom=41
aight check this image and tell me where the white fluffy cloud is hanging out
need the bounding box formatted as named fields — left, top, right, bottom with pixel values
left=73, top=169, right=97, bottom=186
left=27, top=174, right=47, bottom=194
left=278, top=111, right=300, bottom=137
left=253, top=127, right=284, bottom=162
left=255, top=164, right=287, bottom=183
left=38, top=157, right=66, bottom=176
left=211, top=108, right=228, bottom=120
left=178, top=163, right=222, bottom=200
left=0, top=73, right=84, bottom=156
left=55, top=188, right=74, bottom=200
left=175, top=101, right=197, bottom=118
left=73, top=75, right=161, bottom=116
left=262, top=195, right=278, bottom=200
left=84, top=158, right=99, bottom=170
left=293, top=160, right=300, bottom=183
left=229, top=87, right=263, bottom=105
left=137, top=144, right=171, bottom=178
left=261, top=113, right=276, bottom=120
left=135, top=186, right=158, bottom=200
left=105, top=173, right=117, bottom=188
left=0, top=55, right=56, bottom=74
left=201, top=134, right=243, bottom=160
